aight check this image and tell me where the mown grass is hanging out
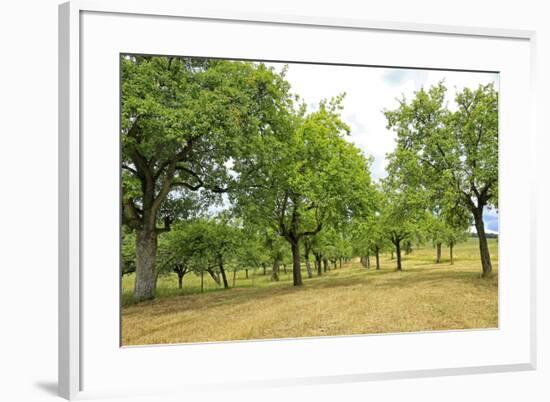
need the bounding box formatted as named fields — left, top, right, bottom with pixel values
left=121, top=238, right=498, bottom=346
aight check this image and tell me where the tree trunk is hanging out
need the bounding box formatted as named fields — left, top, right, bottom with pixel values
left=283, top=264, right=287, bottom=274
left=233, top=269, right=237, bottom=287
left=323, top=258, right=329, bottom=272
left=134, top=229, right=158, bottom=301
left=333, top=260, right=337, bottom=269
left=375, top=247, right=380, bottom=270
left=219, top=260, right=229, bottom=289
left=360, top=256, right=368, bottom=268
left=177, top=273, right=184, bottom=289
left=245, top=269, right=249, bottom=279
left=200, top=271, right=204, bottom=293
left=474, top=208, right=492, bottom=277
left=262, top=263, right=267, bottom=275
left=271, top=259, right=280, bottom=281
left=450, top=243, right=454, bottom=265
left=395, top=240, right=402, bottom=271
left=366, top=255, right=371, bottom=269
left=207, top=268, right=221, bottom=286
left=305, top=252, right=313, bottom=279
left=291, top=241, right=303, bottom=286
left=391, top=250, right=394, bottom=260
left=436, top=242, right=442, bottom=263
left=339, top=258, right=343, bottom=268
left=315, top=254, right=322, bottom=276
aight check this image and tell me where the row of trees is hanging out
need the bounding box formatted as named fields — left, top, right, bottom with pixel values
left=121, top=55, right=498, bottom=301
left=121, top=209, right=469, bottom=293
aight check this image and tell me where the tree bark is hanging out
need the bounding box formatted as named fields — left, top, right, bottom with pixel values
left=207, top=268, right=221, bottom=286
left=219, top=260, right=229, bottom=289
left=262, top=263, right=267, bottom=275
left=473, top=208, right=492, bottom=277
left=375, top=247, right=380, bottom=270
left=290, top=241, right=303, bottom=286
left=395, top=240, right=402, bottom=271
left=233, top=269, right=237, bottom=287
left=366, top=255, right=371, bottom=269
left=436, top=242, right=442, bottom=263
left=305, top=253, right=313, bottom=279
left=134, top=229, right=158, bottom=301
left=200, top=271, right=204, bottom=293
left=315, top=254, right=322, bottom=276
left=245, top=269, right=249, bottom=279
left=271, top=259, right=280, bottom=281
left=177, top=273, right=184, bottom=289
left=323, top=258, right=329, bottom=273
left=339, top=258, right=343, bottom=268
left=450, top=243, right=454, bottom=265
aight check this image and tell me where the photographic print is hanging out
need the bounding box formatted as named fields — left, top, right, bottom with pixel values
left=120, top=55, right=498, bottom=346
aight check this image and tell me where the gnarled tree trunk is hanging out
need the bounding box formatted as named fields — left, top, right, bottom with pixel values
left=134, top=229, right=158, bottom=301
left=291, top=241, right=303, bottom=286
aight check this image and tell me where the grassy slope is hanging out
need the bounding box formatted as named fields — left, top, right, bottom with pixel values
left=121, top=238, right=498, bottom=346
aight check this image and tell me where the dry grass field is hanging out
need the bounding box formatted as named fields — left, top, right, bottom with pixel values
left=121, top=238, right=498, bottom=346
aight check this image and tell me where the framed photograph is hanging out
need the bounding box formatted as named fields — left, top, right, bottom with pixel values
left=59, top=1, right=537, bottom=400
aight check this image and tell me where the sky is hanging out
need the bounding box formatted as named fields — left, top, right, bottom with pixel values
left=265, top=62, right=499, bottom=233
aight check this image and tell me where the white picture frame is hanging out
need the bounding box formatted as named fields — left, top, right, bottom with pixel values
left=59, top=1, right=537, bottom=400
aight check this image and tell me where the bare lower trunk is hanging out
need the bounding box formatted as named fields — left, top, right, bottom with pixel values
left=315, top=254, right=322, bottom=276
left=134, top=229, right=158, bottom=302
left=207, top=268, right=221, bottom=286
left=474, top=208, right=492, bottom=277
left=436, top=242, right=442, bottom=263
left=219, top=260, right=229, bottom=289
left=245, top=269, right=249, bottom=279
left=366, top=255, right=371, bottom=269
left=395, top=240, right=402, bottom=271
left=233, top=269, right=237, bottom=287
left=200, top=271, right=204, bottom=293
left=291, top=241, right=303, bottom=286
left=262, top=263, right=267, bottom=275
left=450, top=243, right=454, bottom=265
left=375, top=247, right=380, bottom=270
left=271, top=259, right=280, bottom=281
left=177, top=273, right=184, bottom=289
left=391, top=251, right=394, bottom=260
left=339, top=258, right=343, bottom=268
left=323, top=258, right=329, bottom=272
left=305, top=253, right=313, bottom=278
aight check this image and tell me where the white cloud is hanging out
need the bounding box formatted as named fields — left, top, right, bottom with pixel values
left=267, top=62, right=499, bottom=182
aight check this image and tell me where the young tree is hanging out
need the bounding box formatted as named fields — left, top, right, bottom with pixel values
left=380, top=162, right=429, bottom=271
left=385, top=83, right=498, bottom=276
left=121, top=56, right=294, bottom=300
left=426, top=214, right=447, bottom=263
